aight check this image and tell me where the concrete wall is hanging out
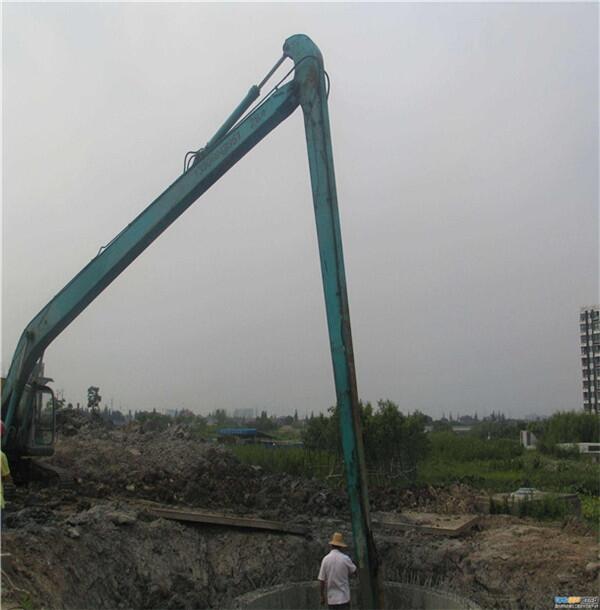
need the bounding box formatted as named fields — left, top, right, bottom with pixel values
left=235, top=581, right=481, bottom=610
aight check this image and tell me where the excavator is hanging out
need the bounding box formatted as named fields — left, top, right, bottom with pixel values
left=1, top=34, right=383, bottom=608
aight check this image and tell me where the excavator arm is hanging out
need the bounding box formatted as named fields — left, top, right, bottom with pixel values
left=1, top=34, right=382, bottom=608
left=1, top=81, right=297, bottom=451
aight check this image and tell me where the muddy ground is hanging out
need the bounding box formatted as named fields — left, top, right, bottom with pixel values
left=1, top=413, right=598, bottom=609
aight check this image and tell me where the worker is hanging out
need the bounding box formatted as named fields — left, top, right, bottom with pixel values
left=1, top=421, right=11, bottom=528
left=318, top=532, right=357, bottom=609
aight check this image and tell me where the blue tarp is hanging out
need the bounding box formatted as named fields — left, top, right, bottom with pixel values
left=218, top=428, right=261, bottom=437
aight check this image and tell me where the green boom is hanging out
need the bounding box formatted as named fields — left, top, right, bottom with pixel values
left=1, top=34, right=382, bottom=608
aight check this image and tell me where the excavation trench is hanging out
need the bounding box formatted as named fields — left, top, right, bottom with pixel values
left=1, top=497, right=488, bottom=610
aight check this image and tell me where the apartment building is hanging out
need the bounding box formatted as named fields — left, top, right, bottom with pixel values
left=580, top=305, right=599, bottom=413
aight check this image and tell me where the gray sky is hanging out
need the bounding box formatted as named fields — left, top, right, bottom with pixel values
left=2, top=2, right=598, bottom=418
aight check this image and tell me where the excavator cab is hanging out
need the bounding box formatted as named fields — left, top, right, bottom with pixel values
left=26, top=382, right=56, bottom=453
left=5, top=362, right=56, bottom=460
left=4, top=372, right=56, bottom=485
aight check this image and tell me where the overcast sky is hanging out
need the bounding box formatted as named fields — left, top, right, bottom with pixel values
left=2, top=2, right=598, bottom=419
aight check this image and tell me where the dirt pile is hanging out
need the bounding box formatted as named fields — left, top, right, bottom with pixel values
left=49, top=412, right=483, bottom=519
left=378, top=515, right=600, bottom=610
left=56, top=407, right=112, bottom=437
left=45, top=422, right=349, bottom=520
left=369, top=483, right=482, bottom=514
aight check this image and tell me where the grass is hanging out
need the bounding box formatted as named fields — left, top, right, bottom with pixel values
left=232, top=441, right=598, bottom=494
left=19, top=596, right=35, bottom=610
left=417, top=451, right=598, bottom=494
left=418, top=458, right=523, bottom=491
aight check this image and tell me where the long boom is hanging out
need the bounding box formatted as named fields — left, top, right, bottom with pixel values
left=1, top=34, right=382, bottom=608
left=2, top=76, right=297, bottom=440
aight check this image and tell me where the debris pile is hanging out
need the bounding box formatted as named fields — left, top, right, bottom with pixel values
left=369, top=483, right=482, bottom=514
left=49, top=411, right=483, bottom=519
left=46, top=423, right=350, bottom=520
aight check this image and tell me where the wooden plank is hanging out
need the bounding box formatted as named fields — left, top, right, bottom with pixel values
left=372, top=512, right=479, bottom=537
left=147, top=506, right=308, bottom=536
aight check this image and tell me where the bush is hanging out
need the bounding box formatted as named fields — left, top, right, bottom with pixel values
left=581, top=495, right=600, bottom=527
left=302, top=400, right=430, bottom=484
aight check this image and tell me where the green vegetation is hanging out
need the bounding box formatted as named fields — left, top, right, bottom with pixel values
left=469, top=417, right=522, bottom=441
left=303, top=400, right=429, bottom=484
left=421, top=432, right=597, bottom=494
left=232, top=445, right=338, bottom=480
left=134, top=409, right=208, bottom=439
left=19, top=596, right=35, bottom=610
left=232, top=429, right=597, bottom=499
left=122, top=403, right=598, bottom=527
left=86, top=386, right=101, bottom=411
left=428, top=431, right=523, bottom=461
left=231, top=407, right=598, bottom=528
left=581, top=495, right=600, bottom=524
left=529, top=411, right=599, bottom=454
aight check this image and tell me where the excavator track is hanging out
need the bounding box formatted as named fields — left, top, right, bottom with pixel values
left=10, top=457, right=75, bottom=489
left=31, top=462, right=75, bottom=489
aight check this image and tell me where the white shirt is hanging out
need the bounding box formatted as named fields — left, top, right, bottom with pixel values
left=318, top=548, right=357, bottom=605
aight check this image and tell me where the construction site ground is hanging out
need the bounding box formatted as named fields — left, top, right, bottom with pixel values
left=1, top=414, right=598, bottom=610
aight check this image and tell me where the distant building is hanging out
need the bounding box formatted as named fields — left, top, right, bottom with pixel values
left=556, top=442, right=600, bottom=463
left=233, top=408, right=255, bottom=421
left=450, top=425, right=472, bottom=435
left=424, top=424, right=471, bottom=435
left=520, top=430, right=537, bottom=450
left=580, top=306, right=599, bottom=413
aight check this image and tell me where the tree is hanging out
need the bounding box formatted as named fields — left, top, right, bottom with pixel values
left=302, top=400, right=430, bottom=483
left=471, top=418, right=521, bottom=441
left=134, top=410, right=171, bottom=432
left=46, top=396, right=65, bottom=412
left=432, top=419, right=452, bottom=432
left=256, top=410, right=277, bottom=432
left=302, top=411, right=338, bottom=452
left=365, top=400, right=430, bottom=481
left=209, top=409, right=229, bottom=426
left=87, top=386, right=101, bottom=412
left=535, top=411, right=599, bottom=453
